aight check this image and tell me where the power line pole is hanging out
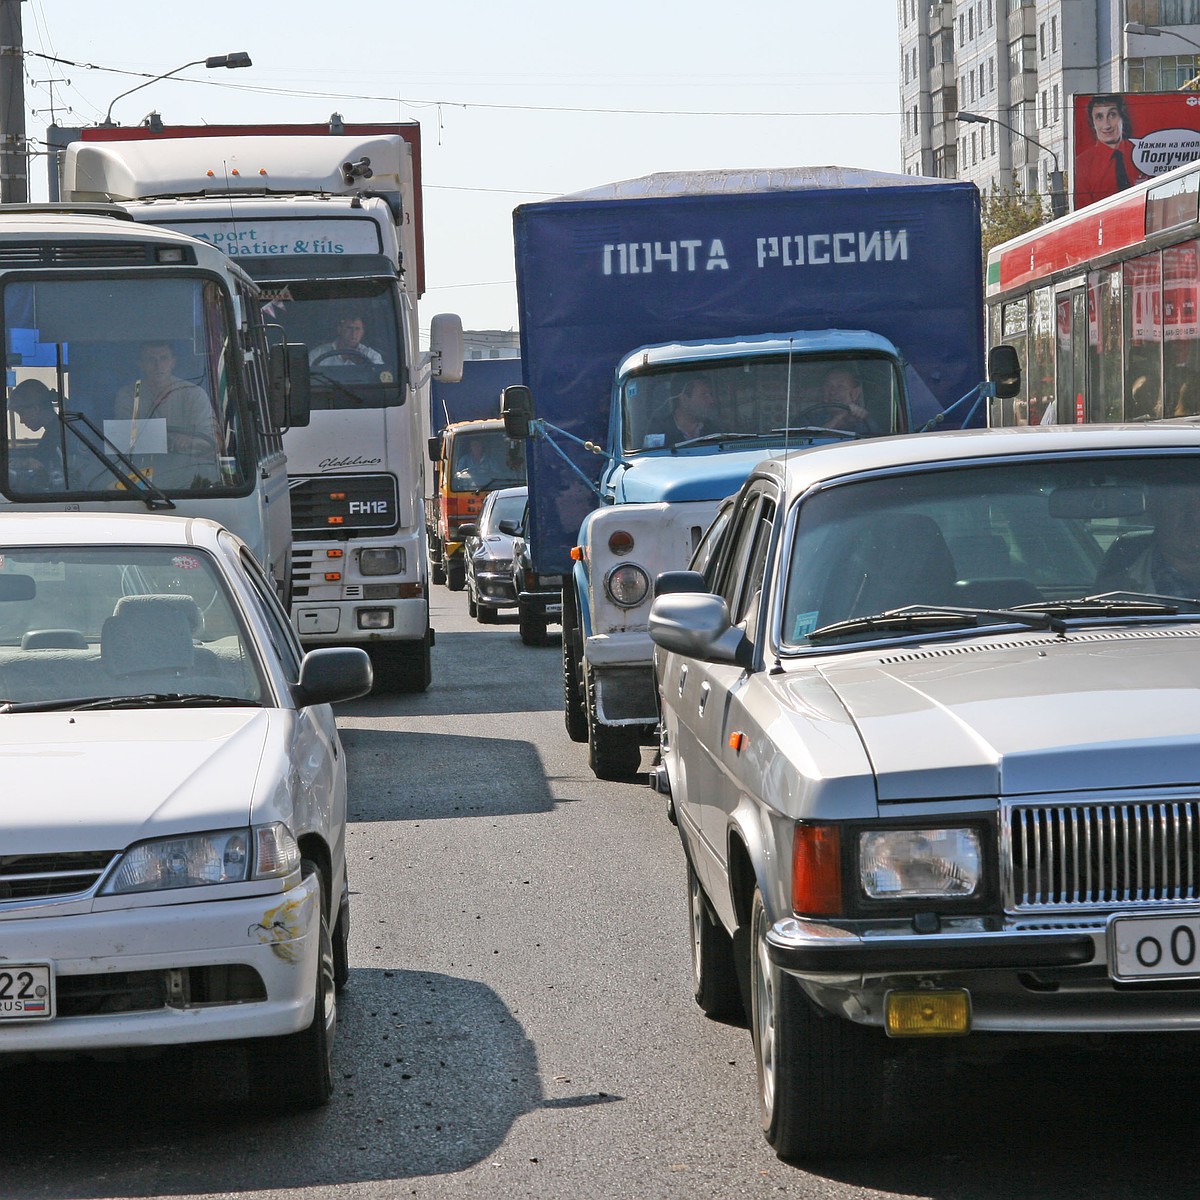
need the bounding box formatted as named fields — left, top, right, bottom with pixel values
left=0, top=0, right=27, bottom=203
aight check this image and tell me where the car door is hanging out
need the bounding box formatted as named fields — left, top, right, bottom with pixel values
left=671, top=484, right=778, bottom=906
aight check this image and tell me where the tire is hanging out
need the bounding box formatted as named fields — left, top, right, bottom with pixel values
left=370, top=634, right=432, bottom=693
left=586, top=668, right=642, bottom=780
left=478, top=604, right=498, bottom=625
left=249, top=863, right=335, bottom=1111
left=518, top=603, right=548, bottom=647
left=432, top=561, right=446, bottom=586
left=562, top=592, right=587, bottom=743
left=750, top=888, right=889, bottom=1159
left=332, top=884, right=350, bottom=992
left=446, top=558, right=466, bottom=592
left=689, top=863, right=744, bottom=1022
left=467, top=589, right=478, bottom=619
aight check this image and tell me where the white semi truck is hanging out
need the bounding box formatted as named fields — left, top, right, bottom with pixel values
left=62, top=119, right=463, bottom=691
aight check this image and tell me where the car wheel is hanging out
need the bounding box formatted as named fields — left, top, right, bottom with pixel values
left=332, top=883, right=350, bottom=992
left=467, top=588, right=478, bottom=618
left=518, top=603, right=548, bottom=647
left=446, top=558, right=466, bottom=592
left=370, top=633, right=432, bottom=693
left=689, top=862, right=744, bottom=1023
left=249, top=863, right=335, bottom=1110
left=562, top=592, right=587, bottom=742
left=432, top=560, right=447, bottom=586
left=585, top=668, right=641, bottom=780
left=750, top=888, right=888, bottom=1159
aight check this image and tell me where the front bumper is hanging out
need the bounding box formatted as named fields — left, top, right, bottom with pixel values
left=584, top=631, right=656, bottom=725
left=476, top=569, right=517, bottom=608
left=768, top=914, right=1200, bottom=1033
left=0, top=872, right=320, bottom=1053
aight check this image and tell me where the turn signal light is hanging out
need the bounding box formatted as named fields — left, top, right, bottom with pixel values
left=885, top=990, right=971, bottom=1037
left=791, top=822, right=843, bottom=916
left=608, top=530, right=635, bottom=556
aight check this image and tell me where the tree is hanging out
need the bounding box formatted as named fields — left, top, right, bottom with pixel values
left=980, top=180, right=1050, bottom=265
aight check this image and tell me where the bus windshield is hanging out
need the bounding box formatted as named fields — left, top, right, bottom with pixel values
left=2, top=276, right=250, bottom=500
left=619, top=354, right=903, bottom=454
left=259, top=277, right=403, bottom=410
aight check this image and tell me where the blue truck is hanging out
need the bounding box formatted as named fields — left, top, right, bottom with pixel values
left=508, top=166, right=992, bottom=779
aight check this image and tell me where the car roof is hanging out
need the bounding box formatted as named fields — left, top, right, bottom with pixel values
left=748, top=424, right=1200, bottom=499
left=0, top=511, right=230, bottom=550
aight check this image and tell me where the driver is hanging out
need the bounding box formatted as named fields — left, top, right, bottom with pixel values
left=309, top=314, right=383, bottom=367
left=652, top=376, right=718, bottom=447
left=810, top=367, right=877, bottom=434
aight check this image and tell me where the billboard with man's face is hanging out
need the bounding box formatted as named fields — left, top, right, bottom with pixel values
left=1073, top=92, right=1200, bottom=210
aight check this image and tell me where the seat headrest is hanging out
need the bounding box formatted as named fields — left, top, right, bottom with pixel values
left=113, top=593, right=204, bottom=637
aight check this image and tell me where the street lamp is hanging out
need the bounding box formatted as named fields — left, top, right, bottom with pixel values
left=1124, top=21, right=1200, bottom=51
left=956, top=110, right=1068, bottom=218
left=101, top=52, right=252, bottom=126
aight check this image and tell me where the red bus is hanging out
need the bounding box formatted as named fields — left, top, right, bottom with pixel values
left=986, top=160, right=1200, bottom=427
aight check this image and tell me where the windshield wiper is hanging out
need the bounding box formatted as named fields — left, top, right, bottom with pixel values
left=671, top=431, right=763, bottom=449
left=807, top=605, right=1068, bottom=643
left=309, top=371, right=370, bottom=406
left=59, top=410, right=175, bottom=510
left=769, top=425, right=859, bottom=440
left=1028, top=593, right=1187, bottom=616
left=0, top=693, right=259, bottom=714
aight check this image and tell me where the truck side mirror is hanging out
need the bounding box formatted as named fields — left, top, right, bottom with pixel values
left=988, top=344, right=1021, bottom=400
left=429, top=313, right=464, bottom=384
left=501, top=384, right=535, bottom=439
left=427, top=435, right=441, bottom=463
left=268, top=343, right=312, bottom=429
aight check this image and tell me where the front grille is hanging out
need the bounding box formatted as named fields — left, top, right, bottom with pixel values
left=290, top=474, right=399, bottom=538
left=0, top=851, right=117, bottom=901
left=0, top=241, right=173, bottom=268
left=56, top=964, right=266, bottom=1016
left=1004, top=801, right=1200, bottom=912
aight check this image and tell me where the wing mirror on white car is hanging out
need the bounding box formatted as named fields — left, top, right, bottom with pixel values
left=293, top=647, right=374, bottom=706
left=648, top=593, right=754, bottom=669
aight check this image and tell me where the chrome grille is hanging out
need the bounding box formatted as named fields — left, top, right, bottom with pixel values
left=0, top=851, right=117, bottom=901
left=1004, top=802, right=1200, bottom=911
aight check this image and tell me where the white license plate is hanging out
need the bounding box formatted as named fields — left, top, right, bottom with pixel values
left=1109, top=912, right=1200, bottom=982
left=0, top=963, right=54, bottom=1020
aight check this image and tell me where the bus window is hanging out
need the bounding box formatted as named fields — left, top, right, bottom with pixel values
left=1029, top=286, right=1055, bottom=424
left=1164, top=242, right=1200, bottom=418
left=1123, top=253, right=1162, bottom=421
left=1089, top=267, right=1123, bottom=423
left=997, top=299, right=1029, bottom=425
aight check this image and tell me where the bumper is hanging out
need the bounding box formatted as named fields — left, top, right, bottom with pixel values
left=768, top=915, right=1200, bottom=1033
left=476, top=570, right=517, bottom=608
left=518, top=590, right=563, bottom=619
left=584, top=632, right=656, bottom=725
left=0, top=873, right=320, bottom=1053
left=294, top=595, right=429, bottom=643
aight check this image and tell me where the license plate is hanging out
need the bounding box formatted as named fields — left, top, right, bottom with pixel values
left=0, top=963, right=54, bottom=1020
left=1109, top=912, right=1200, bottom=982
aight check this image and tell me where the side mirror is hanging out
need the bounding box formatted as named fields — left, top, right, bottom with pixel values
left=429, top=313, right=464, bottom=384
left=648, top=593, right=754, bottom=669
left=501, top=384, right=535, bottom=439
left=268, top=343, right=312, bottom=429
left=292, top=647, right=373, bottom=706
left=988, top=344, right=1022, bottom=401
left=498, top=518, right=520, bottom=536
left=654, top=569, right=709, bottom=598
left=458, top=523, right=478, bottom=538
left=427, top=435, right=441, bottom=463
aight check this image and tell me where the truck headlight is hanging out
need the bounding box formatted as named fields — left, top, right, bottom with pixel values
left=605, top=563, right=650, bottom=608
left=101, top=823, right=300, bottom=894
left=858, top=828, right=982, bottom=900
left=359, top=547, right=404, bottom=576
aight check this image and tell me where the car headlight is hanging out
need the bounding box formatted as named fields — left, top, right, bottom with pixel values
left=605, top=563, right=650, bottom=608
left=858, top=828, right=982, bottom=900
left=359, top=547, right=404, bottom=576
left=101, top=823, right=300, bottom=894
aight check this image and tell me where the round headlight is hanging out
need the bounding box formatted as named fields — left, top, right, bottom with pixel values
left=605, top=563, right=650, bottom=608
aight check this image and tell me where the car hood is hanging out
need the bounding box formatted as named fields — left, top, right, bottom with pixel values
left=613, top=447, right=778, bottom=503
left=0, top=708, right=276, bottom=853
left=813, top=629, right=1200, bottom=801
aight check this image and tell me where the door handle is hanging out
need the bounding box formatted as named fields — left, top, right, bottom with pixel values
left=699, top=680, right=710, bottom=716
left=678, top=664, right=688, bottom=697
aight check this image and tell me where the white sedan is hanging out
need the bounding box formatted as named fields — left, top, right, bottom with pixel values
left=0, top=511, right=371, bottom=1108
left=650, top=424, right=1200, bottom=1160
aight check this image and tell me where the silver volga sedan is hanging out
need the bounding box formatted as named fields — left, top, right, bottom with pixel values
left=649, top=424, right=1200, bottom=1160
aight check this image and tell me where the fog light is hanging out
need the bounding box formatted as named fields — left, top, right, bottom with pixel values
left=359, top=547, right=403, bottom=576
left=885, top=989, right=971, bottom=1037
left=357, top=608, right=394, bottom=630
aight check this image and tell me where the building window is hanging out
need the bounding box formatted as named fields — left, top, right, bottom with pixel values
left=989, top=57, right=995, bottom=92
left=1051, top=15, right=1058, bottom=52
left=1039, top=22, right=1046, bottom=59
left=987, top=0, right=993, bottom=27
left=1053, top=83, right=1060, bottom=123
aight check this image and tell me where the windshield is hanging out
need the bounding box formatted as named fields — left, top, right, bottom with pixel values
left=2, top=277, right=249, bottom=499
left=620, top=354, right=903, bottom=454
left=0, top=545, right=265, bottom=706
left=485, top=490, right=528, bottom=534
left=782, top=455, right=1200, bottom=648
left=259, top=278, right=403, bottom=409
left=449, top=430, right=526, bottom=492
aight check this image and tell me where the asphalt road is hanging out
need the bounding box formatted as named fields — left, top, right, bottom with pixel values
left=6, top=587, right=1200, bottom=1198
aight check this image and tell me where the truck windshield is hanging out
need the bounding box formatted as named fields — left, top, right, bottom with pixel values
left=2, top=277, right=250, bottom=500
left=620, top=354, right=903, bottom=454
left=259, top=278, right=403, bottom=410
left=449, top=430, right=526, bottom=493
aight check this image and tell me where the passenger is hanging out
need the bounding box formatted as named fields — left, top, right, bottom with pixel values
left=8, top=379, right=67, bottom=486
left=651, top=376, right=718, bottom=446
left=309, top=314, right=383, bottom=367
left=113, top=341, right=221, bottom=459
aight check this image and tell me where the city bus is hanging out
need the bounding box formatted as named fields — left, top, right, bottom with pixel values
left=985, top=157, right=1200, bottom=428
left=0, top=207, right=304, bottom=595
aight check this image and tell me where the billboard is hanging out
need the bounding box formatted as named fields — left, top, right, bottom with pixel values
left=1073, top=92, right=1200, bottom=210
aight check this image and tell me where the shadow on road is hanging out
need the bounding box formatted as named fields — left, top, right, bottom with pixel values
left=340, top=726, right=565, bottom=821
left=0, top=968, right=551, bottom=1197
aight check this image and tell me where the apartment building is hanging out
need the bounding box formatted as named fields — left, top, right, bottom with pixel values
left=899, top=0, right=1200, bottom=210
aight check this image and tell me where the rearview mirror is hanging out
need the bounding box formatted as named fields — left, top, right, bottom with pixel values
left=501, top=385, right=535, bottom=440
left=429, top=313, right=464, bottom=384
left=0, top=574, right=35, bottom=601
left=988, top=344, right=1021, bottom=401
left=268, top=343, right=312, bottom=429
left=648, top=593, right=754, bottom=669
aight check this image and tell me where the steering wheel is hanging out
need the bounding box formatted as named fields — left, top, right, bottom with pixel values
left=793, top=403, right=857, bottom=427
left=312, top=348, right=374, bottom=367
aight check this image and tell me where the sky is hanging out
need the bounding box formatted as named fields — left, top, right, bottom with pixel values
left=21, top=1, right=903, bottom=337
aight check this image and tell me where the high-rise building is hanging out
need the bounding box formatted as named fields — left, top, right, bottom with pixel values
left=898, top=0, right=1200, bottom=211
